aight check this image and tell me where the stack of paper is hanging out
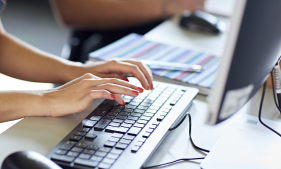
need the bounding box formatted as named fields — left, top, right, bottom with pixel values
left=89, top=33, right=219, bottom=95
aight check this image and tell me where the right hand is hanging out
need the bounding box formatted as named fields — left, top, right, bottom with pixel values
left=42, top=73, right=143, bottom=117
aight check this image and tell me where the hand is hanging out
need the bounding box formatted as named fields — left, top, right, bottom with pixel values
left=166, top=0, right=206, bottom=15
left=42, top=73, right=144, bottom=117
left=79, top=59, right=153, bottom=90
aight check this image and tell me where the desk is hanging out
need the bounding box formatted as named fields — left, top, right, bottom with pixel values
left=0, top=15, right=280, bottom=169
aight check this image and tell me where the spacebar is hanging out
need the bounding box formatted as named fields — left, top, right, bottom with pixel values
left=94, top=119, right=111, bottom=130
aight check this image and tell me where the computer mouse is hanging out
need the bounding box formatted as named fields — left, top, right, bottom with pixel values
left=1, top=151, right=62, bottom=169
left=180, top=10, right=225, bottom=34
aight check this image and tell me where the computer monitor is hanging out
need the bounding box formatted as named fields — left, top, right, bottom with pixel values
left=206, top=0, right=281, bottom=125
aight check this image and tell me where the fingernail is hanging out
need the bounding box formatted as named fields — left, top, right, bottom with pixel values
left=147, top=84, right=150, bottom=90
left=132, top=90, right=139, bottom=96
left=137, top=87, right=144, bottom=93
left=150, top=83, right=154, bottom=90
left=111, top=94, right=116, bottom=99
left=122, top=100, right=126, bottom=105
left=122, top=77, right=129, bottom=82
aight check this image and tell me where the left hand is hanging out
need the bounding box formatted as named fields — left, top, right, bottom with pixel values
left=79, top=59, right=154, bottom=90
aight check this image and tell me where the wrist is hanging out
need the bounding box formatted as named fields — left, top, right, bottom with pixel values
left=61, top=62, right=86, bottom=83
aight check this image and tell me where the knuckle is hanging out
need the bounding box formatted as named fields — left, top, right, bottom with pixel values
left=83, top=73, right=94, bottom=78
left=110, top=78, right=119, bottom=83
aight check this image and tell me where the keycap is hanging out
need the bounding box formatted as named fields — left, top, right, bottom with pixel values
left=74, top=158, right=99, bottom=167
left=140, top=116, right=151, bottom=121
left=60, top=141, right=76, bottom=150
left=55, top=150, right=67, bottom=155
left=109, top=122, right=121, bottom=127
left=127, top=116, right=138, bottom=121
left=138, top=138, right=147, bottom=142
left=120, top=123, right=132, bottom=128
left=85, top=133, right=97, bottom=139
left=137, top=120, right=148, bottom=125
left=119, top=139, right=131, bottom=144
left=78, top=153, right=91, bottom=159
left=111, top=133, right=123, bottom=138
left=110, top=149, right=123, bottom=155
left=108, top=137, right=120, bottom=142
left=146, top=129, right=154, bottom=133
left=134, top=109, right=145, bottom=114
left=84, top=120, right=97, bottom=128
left=126, top=105, right=137, bottom=109
left=102, top=157, right=115, bottom=165
left=87, top=144, right=99, bottom=150
left=124, top=119, right=135, bottom=124
left=51, top=154, right=74, bottom=163
left=94, top=119, right=111, bottom=130
left=130, top=113, right=142, bottom=117
left=77, top=128, right=90, bottom=132
left=135, top=141, right=143, bottom=147
left=83, top=149, right=95, bottom=155
left=119, top=111, right=130, bottom=116
left=103, top=115, right=115, bottom=120
left=115, top=115, right=127, bottom=120
left=123, top=135, right=135, bottom=140
left=90, top=155, right=103, bottom=162
left=99, top=147, right=112, bottom=153
left=73, top=131, right=86, bottom=136
left=90, top=116, right=102, bottom=121
left=143, top=132, right=151, bottom=138
left=115, top=143, right=128, bottom=150
left=98, top=162, right=112, bottom=169
left=157, top=116, right=165, bottom=121
left=76, top=142, right=87, bottom=148
left=92, top=110, right=107, bottom=116
left=133, top=123, right=145, bottom=128
left=95, top=151, right=107, bottom=157
left=143, top=113, right=154, bottom=117
left=137, top=106, right=148, bottom=110
left=127, top=127, right=142, bottom=136
left=131, top=146, right=140, bottom=153
left=107, top=111, right=119, bottom=116
left=71, top=147, right=83, bottom=153
left=149, top=125, right=157, bottom=129
left=105, top=126, right=129, bottom=134
left=106, top=153, right=119, bottom=160
left=104, top=141, right=117, bottom=148
left=123, top=108, right=133, bottom=113
left=113, top=119, right=124, bottom=123
left=69, top=135, right=82, bottom=141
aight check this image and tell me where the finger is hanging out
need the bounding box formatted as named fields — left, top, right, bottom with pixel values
left=93, top=83, right=140, bottom=97
left=80, top=78, right=144, bottom=93
left=123, top=59, right=154, bottom=89
left=94, top=73, right=130, bottom=82
left=106, top=60, right=150, bottom=90
left=113, top=94, right=126, bottom=105
left=88, top=89, right=116, bottom=101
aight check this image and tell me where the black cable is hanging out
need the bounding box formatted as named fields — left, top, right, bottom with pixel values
left=270, top=71, right=281, bottom=113
left=141, top=157, right=205, bottom=169
left=187, top=114, right=210, bottom=153
left=258, top=82, right=281, bottom=137
left=142, top=113, right=209, bottom=169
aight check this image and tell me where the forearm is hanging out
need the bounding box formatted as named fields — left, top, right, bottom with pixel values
left=51, top=0, right=164, bottom=30
left=0, top=90, right=45, bottom=122
left=0, top=30, right=83, bottom=84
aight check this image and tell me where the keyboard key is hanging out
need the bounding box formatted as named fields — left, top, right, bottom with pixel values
left=143, top=132, right=151, bottom=138
left=95, top=151, right=107, bottom=157
left=73, top=131, right=86, bottom=136
left=55, top=150, right=67, bottom=155
left=71, top=147, right=83, bottom=153
left=139, top=138, right=147, bottom=142
left=115, top=143, right=128, bottom=150
left=137, top=120, right=148, bottom=125
left=119, top=139, right=131, bottom=144
left=130, top=113, right=142, bottom=117
left=120, top=123, right=132, bottom=128
left=104, top=141, right=117, bottom=148
left=99, top=147, right=111, bottom=153
left=105, top=126, right=129, bottom=134
left=51, top=154, right=74, bottom=163
left=113, top=119, right=124, bottom=123
left=134, top=109, right=145, bottom=114
left=152, top=121, right=160, bottom=126
left=106, top=153, right=119, bottom=160
left=74, top=158, right=99, bottom=168
left=137, top=106, right=148, bottom=110
left=69, top=135, right=82, bottom=141
left=131, top=145, right=140, bottom=153
left=123, top=135, right=135, bottom=140
left=102, top=157, right=115, bottom=165
left=115, top=104, right=125, bottom=109
left=127, top=116, right=138, bottom=121
left=94, top=119, right=111, bottom=130
left=83, top=149, right=95, bottom=155
left=115, top=115, right=127, bottom=120
left=126, top=105, right=137, bottom=109
left=123, top=108, right=133, bottom=113
left=90, top=155, right=103, bottom=162
left=108, top=137, right=120, bottom=142
left=84, top=120, right=97, bottom=128
left=133, top=123, right=145, bottom=128
left=98, top=162, right=112, bottom=169
left=60, top=141, right=76, bottom=150
left=109, top=122, right=121, bottom=127
left=135, top=141, right=144, bottom=147
left=157, top=116, right=165, bottom=121
left=103, top=115, right=115, bottom=120
left=129, top=102, right=139, bottom=106
left=87, top=144, right=99, bottom=150
left=160, top=112, right=168, bottom=116
left=85, top=133, right=97, bottom=139
left=78, top=153, right=91, bottom=159
left=90, top=116, right=102, bottom=121
left=76, top=142, right=87, bottom=148
left=77, top=128, right=90, bottom=132
left=143, top=113, right=154, bottom=117
left=127, top=127, right=142, bottom=136
left=111, top=133, right=123, bottom=138
left=140, top=116, right=151, bottom=121
left=110, top=149, right=123, bottom=155
left=149, top=125, right=157, bottom=129
left=92, top=110, right=107, bottom=116
left=146, top=110, right=157, bottom=114
left=119, top=111, right=130, bottom=116
left=124, top=119, right=135, bottom=124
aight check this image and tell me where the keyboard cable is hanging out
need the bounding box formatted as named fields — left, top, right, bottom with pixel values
left=141, top=113, right=209, bottom=169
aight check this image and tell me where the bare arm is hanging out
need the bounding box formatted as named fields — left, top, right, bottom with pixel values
left=50, top=0, right=205, bottom=30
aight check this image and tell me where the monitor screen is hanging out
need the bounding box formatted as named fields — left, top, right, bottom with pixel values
left=206, top=0, right=281, bottom=125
